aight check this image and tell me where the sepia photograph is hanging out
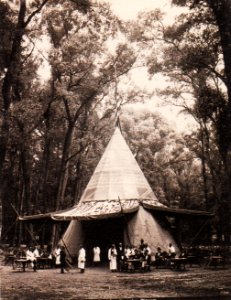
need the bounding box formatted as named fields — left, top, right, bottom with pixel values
left=0, top=0, right=231, bottom=299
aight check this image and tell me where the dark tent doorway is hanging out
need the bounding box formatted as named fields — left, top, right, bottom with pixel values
left=81, top=217, right=125, bottom=263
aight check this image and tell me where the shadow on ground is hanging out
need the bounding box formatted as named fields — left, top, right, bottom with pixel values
left=1, top=264, right=231, bottom=299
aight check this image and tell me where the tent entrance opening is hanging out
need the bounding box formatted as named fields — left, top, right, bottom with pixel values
left=82, top=217, right=125, bottom=262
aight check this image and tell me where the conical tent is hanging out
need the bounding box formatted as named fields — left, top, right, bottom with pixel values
left=79, top=126, right=159, bottom=203
left=58, top=127, right=179, bottom=259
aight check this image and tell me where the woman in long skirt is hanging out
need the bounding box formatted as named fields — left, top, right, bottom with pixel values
left=108, top=244, right=117, bottom=271
left=78, top=245, right=86, bottom=273
left=93, top=246, right=101, bottom=266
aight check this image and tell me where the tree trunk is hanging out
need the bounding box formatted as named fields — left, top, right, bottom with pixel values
left=0, top=0, right=27, bottom=175
left=74, top=159, right=83, bottom=204
left=208, top=1, right=231, bottom=102
left=55, top=124, right=74, bottom=210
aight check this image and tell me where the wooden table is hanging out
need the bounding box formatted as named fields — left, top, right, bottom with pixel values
left=4, top=254, right=15, bottom=266
left=170, top=258, right=188, bottom=270
left=187, top=255, right=201, bottom=267
left=37, top=257, right=53, bottom=269
left=205, top=256, right=224, bottom=268
left=126, top=259, right=142, bottom=271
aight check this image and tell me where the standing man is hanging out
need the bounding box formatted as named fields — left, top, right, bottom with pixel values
left=60, top=246, right=66, bottom=274
left=117, top=242, right=124, bottom=271
left=78, top=245, right=86, bottom=273
left=108, top=244, right=117, bottom=272
left=93, top=246, right=101, bottom=266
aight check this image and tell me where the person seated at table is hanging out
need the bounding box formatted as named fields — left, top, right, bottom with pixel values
left=139, top=239, right=146, bottom=254
left=179, top=248, right=188, bottom=258
left=168, top=243, right=176, bottom=258
left=125, top=245, right=133, bottom=259
left=133, top=248, right=142, bottom=259
left=155, top=247, right=165, bottom=268
left=8, top=247, right=15, bottom=255
left=143, top=244, right=152, bottom=270
left=12, top=246, right=19, bottom=257
left=129, top=245, right=136, bottom=258
left=16, top=246, right=26, bottom=258
left=125, top=247, right=138, bottom=272
left=129, top=248, right=142, bottom=271
left=26, top=246, right=37, bottom=272
left=40, top=245, right=49, bottom=258
left=124, top=245, right=130, bottom=259
left=33, top=245, right=41, bottom=259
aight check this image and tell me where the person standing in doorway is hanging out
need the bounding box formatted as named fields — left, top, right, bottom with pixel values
left=60, top=246, right=67, bottom=274
left=93, top=246, right=100, bottom=266
left=117, top=242, right=124, bottom=271
left=108, top=244, right=117, bottom=272
left=78, top=245, right=86, bottom=273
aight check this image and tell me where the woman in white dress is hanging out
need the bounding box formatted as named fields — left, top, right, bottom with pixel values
left=78, top=245, right=86, bottom=273
left=26, top=246, right=37, bottom=271
left=108, top=244, right=117, bottom=271
left=93, top=246, right=101, bottom=266
left=54, top=245, right=61, bottom=267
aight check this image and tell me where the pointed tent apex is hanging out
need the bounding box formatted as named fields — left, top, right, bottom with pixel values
left=115, top=116, right=122, bottom=133
left=78, top=123, right=159, bottom=204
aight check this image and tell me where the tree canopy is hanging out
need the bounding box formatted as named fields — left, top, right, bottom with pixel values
left=0, top=0, right=230, bottom=246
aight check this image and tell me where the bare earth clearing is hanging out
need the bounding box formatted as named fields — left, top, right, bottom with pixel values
left=1, top=264, right=231, bottom=299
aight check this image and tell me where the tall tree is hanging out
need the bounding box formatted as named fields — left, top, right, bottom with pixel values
left=127, top=3, right=230, bottom=242
left=0, top=0, right=91, bottom=244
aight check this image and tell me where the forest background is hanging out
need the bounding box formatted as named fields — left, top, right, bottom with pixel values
left=0, top=0, right=230, bottom=248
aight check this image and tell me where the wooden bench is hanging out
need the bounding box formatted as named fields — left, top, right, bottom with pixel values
left=204, top=256, right=225, bottom=269
left=13, top=258, right=28, bottom=272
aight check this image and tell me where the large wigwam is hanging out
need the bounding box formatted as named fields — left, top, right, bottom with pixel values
left=20, top=125, right=213, bottom=260
left=56, top=126, right=179, bottom=259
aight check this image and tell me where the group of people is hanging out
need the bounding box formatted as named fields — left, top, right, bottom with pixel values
left=5, top=240, right=178, bottom=273
left=9, top=244, right=53, bottom=272
left=108, top=240, right=152, bottom=272
left=155, top=243, right=176, bottom=268
left=54, top=244, right=86, bottom=274
left=54, top=240, right=153, bottom=274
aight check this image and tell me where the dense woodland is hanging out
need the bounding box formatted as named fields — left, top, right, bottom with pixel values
left=0, top=0, right=230, bottom=247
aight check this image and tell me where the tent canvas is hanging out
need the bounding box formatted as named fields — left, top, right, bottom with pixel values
left=58, top=127, right=180, bottom=259
left=19, top=126, right=213, bottom=259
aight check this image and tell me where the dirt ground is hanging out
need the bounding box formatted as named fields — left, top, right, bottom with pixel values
left=1, top=263, right=231, bottom=300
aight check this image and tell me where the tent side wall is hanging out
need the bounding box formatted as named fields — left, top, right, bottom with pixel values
left=61, top=206, right=180, bottom=260
left=124, top=206, right=179, bottom=254
left=60, top=220, right=83, bottom=258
